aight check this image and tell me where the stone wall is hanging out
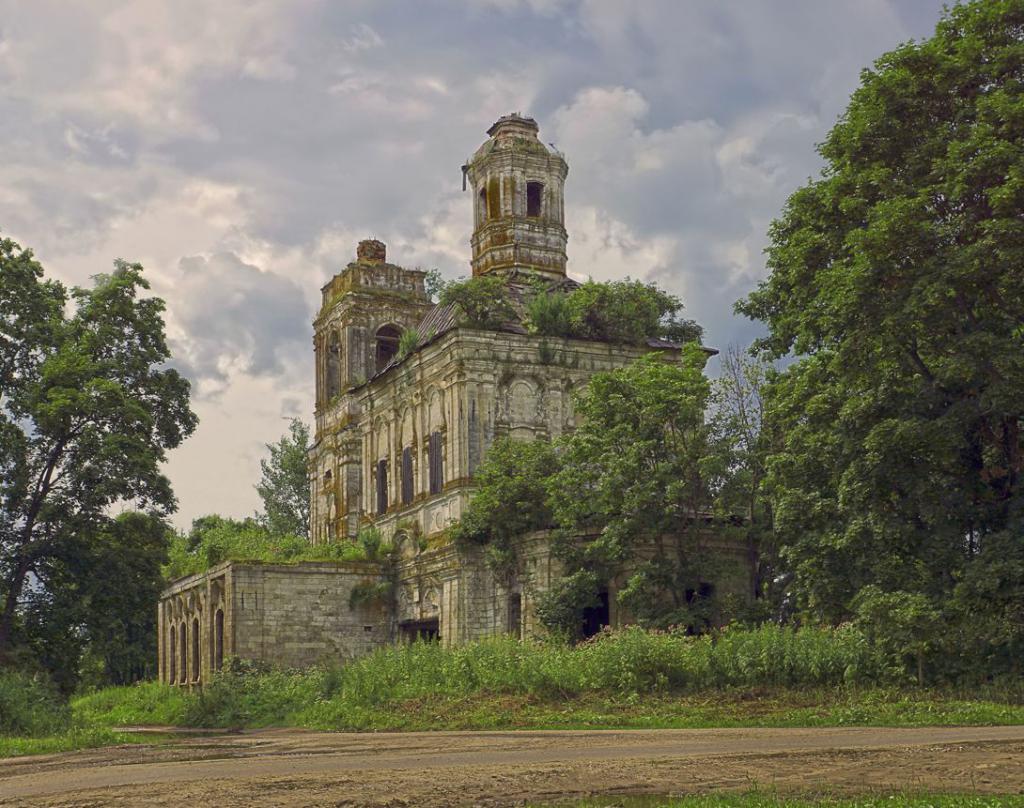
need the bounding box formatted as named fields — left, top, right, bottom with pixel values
left=158, top=560, right=390, bottom=683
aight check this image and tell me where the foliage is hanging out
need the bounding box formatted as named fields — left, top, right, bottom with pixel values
left=524, top=287, right=573, bottom=337
left=0, top=669, right=68, bottom=736
left=256, top=418, right=310, bottom=539
left=527, top=279, right=702, bottom=345
left=0, top=626, right=1014, bottom=756
left=165, top=515, right=366, bottom=580
left=0, top=238, right=197, bottom=672
left=853, top=587, right=943, bottom=686
left=25, top=512, right=172, bottom=693
left=422, top=268, right=448, bottom=302
left=735, top=0, right=1024, bottom=675
left=542, top=346, right=731, bottom=635
left=396, top=328, right=420, bottom=360
left=449, top=438, right=558, bottom=578
left=710, top=345, right=779, bottom=609
left=439, top=274, right=517, bottom=329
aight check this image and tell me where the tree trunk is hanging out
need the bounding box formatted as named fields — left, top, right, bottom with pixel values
left=0, top=559, right=31, bottom=663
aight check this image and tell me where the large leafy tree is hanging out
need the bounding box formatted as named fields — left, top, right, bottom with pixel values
left=256, top=418, right=310, bottom=539
left=542, top=345, right=728, bottom=634
left=737, top=1, right=1024, bottom=672
left=25, top=512, right=171, bottom=692
left=0, top=238, right=197, bottom=662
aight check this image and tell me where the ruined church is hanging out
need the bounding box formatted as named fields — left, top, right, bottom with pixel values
left=158, top=115, right=746, bottom=685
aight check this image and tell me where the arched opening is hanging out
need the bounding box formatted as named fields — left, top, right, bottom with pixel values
left=375, top=325, right=401, bottom=372
left=526, top=181, right=543, bottom=217
left=214, top=609, right=224, bottom=671
left=479, top=186, right=488, bottom=221
left=178, top=623, right=187, bottom=684
left=169, top=625, right=177, bottom=684
left=191, top=617, right=201, bottom=681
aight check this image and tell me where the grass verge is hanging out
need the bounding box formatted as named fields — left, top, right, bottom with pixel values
left=532, top=795, right=1024, bottom=808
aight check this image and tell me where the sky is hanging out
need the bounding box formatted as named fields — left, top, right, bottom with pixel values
left=0, top=0, right=950, bottom=529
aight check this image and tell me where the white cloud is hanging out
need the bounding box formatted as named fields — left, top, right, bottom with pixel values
left=0, top=0, right=948, bottom=526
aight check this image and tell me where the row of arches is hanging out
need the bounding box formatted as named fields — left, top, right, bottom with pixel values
left=477, top=179, right=546, bottom=224
left=166, top=609, right=224, bottom=685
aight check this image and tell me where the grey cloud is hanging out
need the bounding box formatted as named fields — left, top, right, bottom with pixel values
left=169, top=252, right=311, bottom=392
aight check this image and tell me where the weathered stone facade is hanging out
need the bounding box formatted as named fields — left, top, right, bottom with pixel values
left=158, top=114, right=750, bottom=680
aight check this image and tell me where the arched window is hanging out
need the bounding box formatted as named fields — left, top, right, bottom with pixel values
left=479, top=186, right=488, bottom=221
left=214, top=609, right=224, bottom=671
left=192, top=617, right=201, bottom=681
left=526, top=181, right=543, bottom=217
left=178, top=623, right=187, bottom=684
left=375, top=325, right=401, bottom=372
left=169, top=625, right=177, bottom=684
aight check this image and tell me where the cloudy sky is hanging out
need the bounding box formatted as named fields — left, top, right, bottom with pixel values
left=1, top=0, right=949, bottom=528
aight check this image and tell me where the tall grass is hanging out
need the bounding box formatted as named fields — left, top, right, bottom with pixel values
left=75, top=625, right=897, bottom=731
left=0, top=670, right=69, bottom=736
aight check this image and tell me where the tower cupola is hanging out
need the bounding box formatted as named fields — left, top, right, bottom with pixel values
left=464, top=113, right=568, bottom=279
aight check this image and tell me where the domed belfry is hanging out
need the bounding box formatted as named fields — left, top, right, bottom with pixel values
left=464, top=114, right=568, bottom=279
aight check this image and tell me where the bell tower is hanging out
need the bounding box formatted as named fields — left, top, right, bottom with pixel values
left=464, top=114, right=569, bottom=279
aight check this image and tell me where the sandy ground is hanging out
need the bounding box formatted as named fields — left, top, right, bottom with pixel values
left=1, top=726, right=1023, bottom=806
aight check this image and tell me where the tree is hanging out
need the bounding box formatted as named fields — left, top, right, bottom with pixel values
left=736, top=0, right=1024, bottom=671
left=541, top=345, right=729, bottom=634
left=25, top=512, right=171, bottom=692
left=439, top=275, right=517, bottom=330
left=711, top=345, right=778, bottom=610
left=449, top=437, right=558, bottom=579
left=525, top=279, right=703, bottom=345
left=0, top=239, right=197, bottom=662
left=256, top=418, right=311, bottom=539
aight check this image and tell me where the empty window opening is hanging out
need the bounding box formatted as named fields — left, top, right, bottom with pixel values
left=479, top=187, right=488, bottom=221
left=526, top=182, right=543, bottom=217
left=581, top=590, right=610, bottom=639
left=375, top=325, right=401, bottom=372
left=400, top=618, right=439, bottom=643
left=508, top=593, right=522, bottom=638
left=428, top=431, right=444, bottom=494
left=191, top=617, right=201, bottom=681
left=169, top=627, right=177, bottom=684
left=487, top=176, right=501, bottom=220
left=401, top=446, right=414, bottom=505
left=325, top=329, right=342, bottom=399
left=376, top=458, right=389, bottom=515
left=214, top=609, right=224, bottom=671
left=178, top=623, right=187, bottom=684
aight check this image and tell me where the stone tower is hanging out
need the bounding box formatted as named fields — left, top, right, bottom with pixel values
left=464, top=114, right=569, bottom=279
left=310, top=239, right=432, bottom=542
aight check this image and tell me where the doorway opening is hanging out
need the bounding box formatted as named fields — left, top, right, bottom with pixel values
left=581, top=590, right=610, bottom=638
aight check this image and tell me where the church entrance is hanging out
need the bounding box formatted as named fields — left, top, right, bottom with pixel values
left=400, top=618, right=439, bottom=643
left=581, top=590, right=610, bottom=638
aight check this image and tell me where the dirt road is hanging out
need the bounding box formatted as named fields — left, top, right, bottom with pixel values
left=2, top=726, right=1023, bottom=806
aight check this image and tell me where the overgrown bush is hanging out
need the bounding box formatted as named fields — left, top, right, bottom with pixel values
left=396, top=328, right=420, bottom=360
left=440, top=275, right=516, bottom=329
left=527, top=279, right=702, bottom=345
left=0, top=670, right=69, bottom=736
left=165, top=515, right=368, bottom=579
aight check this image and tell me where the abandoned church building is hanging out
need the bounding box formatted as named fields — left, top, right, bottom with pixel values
left=158, top=114, right=749, bottom=685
